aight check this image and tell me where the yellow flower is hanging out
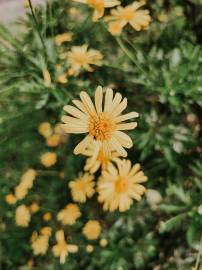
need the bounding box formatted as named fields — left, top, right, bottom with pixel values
left=105, top=1, right=151, bottom=35
left=42, top=69, right=52, bottom=86
left=31, top=233, right=49, bottom=256
left=108, top=21, right=123, bottom=36
left=55, top=33, right=73, bottom=46
left=69, top=173, right=95, bottom=203
left=83, top=141, right=120, bottom=173
left=67, top=45, right=103, bottom=75
left=157, top=12, right=168, bottom=23
left=86, top=244, right=94, bottom=253
left=15, top=205, right=31, bottom=227
left=15, top=185, right=28, bottom=200
left=46, top=134, right=61, bottom=147
left=99, top=238, right=108, bottom=247
left=74, top=0, right=120, bottom=21
left=83, top=220, right=101, bottom=240
left=40, top=227, right=52, bottom=236
left=20, top=169, right=37, bottom=189
left=52, top=230, right=78, bottom=264
left=38, top=122, right=53, bottom=138
left=29, top=202, right=40, bottom=214
left=57, top=204, right=81, bottom=225
left=97, top=159, right=148, bottom=212
left=57, top=72, right=68, bottom=84
left=61, top=86, right=139, bottom=157
left=5, top=194, right=16, bottom=205
left=43, top=212, right=52, bottom=221
left=40, top=152, right=57, bottom=167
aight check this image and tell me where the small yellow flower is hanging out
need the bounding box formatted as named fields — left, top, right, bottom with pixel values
left=61, top=86, right=138, bottom=157
left=29, top=202, right=40, bottom=214
left=15, top=185, right=28, bottom=200
left=83, top=220, right=101, bottom=240
left=5, top=194, right=16, bottom=205
left=86, top=244, right=94, bottom=253
left=42, top=69, right=52, bottom=86
left=74, top=0, right=120, bottom=21
left=69, top=173, right=95, bottom=203
left=57, top=72, right=68, bottom=84
left=38, top=122, right=53, bottom=138
left=83, top=141, right=121, bottom=173
left=105, top=1, right=151, bottom=35
left=46, top=134, right=61, bottom=147
left=57, top=204, right=81, bottom=225
left=43, top=212, right=52, bottom=221
left=31, top=233, right=49, bottom=256
left=67, top=45, right=103, bottom=75
left=40, top=152, right=57, bottom=167
left=157, top=12, right=168, bottom=23
left=108, top=21, right=123, bottom=36
left=55, top=33, right=73, bottom=46
left=52, top=230, right=78, bottom=264
left=40, top=227, right=52, bottom=236
left=99, top=238, right=108, bottom=247
left=15, top=205, right=31, bottom=227
left=20, top=169, right=37, bottom=189
left=97, top=159, right=148, bottom=212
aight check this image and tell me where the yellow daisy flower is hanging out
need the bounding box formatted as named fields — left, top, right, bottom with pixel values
left=99, top=238, right=108, bottom=247
left=67, top=45, right=103, bottom=75
left=52, top=230, right=78, bottom=264
left=69, top=173, right=95, bottom=203
left=40, top=152, right=57, bottom=168
left=105, top=1, right=151, bottom=35
left=83, top=141, right=120, bottom=173
left=46, top=134, right=61, bottom=147
left=55, top=32, right=73, bottom=46
left=31, top=233, right=49, bottom=256
left=61, top=86, right=139, bottom=157
left=38, top=122, right=53, bottom=138
left=15, top=185, right=28, bottom=200
left=97, top=159, right=148, bottom=212
left=29, top=202, right=40, bottom=214
left=74, top=0, right=120, bottom=21
left=40, top=227, right=52, bottom=236
left=15, top=205, right=31, bottom=227
left=57, top=204, right=81, bottom=225
left=43, top=212, right=52, bottom=221
left=5, top=194, right=16, bottom=205
left=86, top=244, right=94, bottom=253
left=20, top=169, right=37, bottom=189
left=83, top=220, right=101, bottom=240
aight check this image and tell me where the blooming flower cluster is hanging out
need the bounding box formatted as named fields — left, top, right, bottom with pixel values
left=73, top=0, right=151, bottom=35
left=62, top=85, right=148, bottom=212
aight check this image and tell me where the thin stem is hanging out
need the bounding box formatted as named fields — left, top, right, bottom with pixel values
left=195, top=235, right=202, bottom=270
left=116, top=37, right=147, bottom=76
left=28, top=0, right=47, bottom=56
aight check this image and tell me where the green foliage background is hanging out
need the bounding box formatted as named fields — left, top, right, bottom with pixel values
left=0, top=0, right=202, bottom=269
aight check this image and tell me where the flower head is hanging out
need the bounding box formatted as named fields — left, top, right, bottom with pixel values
left=31, top=233, right=49, bottom=256
left=86, top=244, right=94, bottom=253
left=52, top=230, right=78, bottom=264
left=38, top=122, right=53, bottom=138
left=57, top=204, right=81, bottom=225
left=55, top=33, right=73, bottom=46
left=43, top=212, right=52, bottom=221
left=83, top=220, right=101, bottom=240
left=74, top=0, right=120, bottom=21
left=99, top=238, right=108, bottom=247
left=40, top=152, right=57, bottom=167
left=29, top=202, right=40, bottom=214
left=46, top=134, right=61, bottom=147
left=67, top=45, right=103, bottom=75
left=61, top=86, right=138, bottom=157
left=20, top=169, right=37, bottom=189
left=97, top=159, right=148, bottom=212
left=69, top=173, right=95, bottom=203
left=5, top=194, right=16, bottom=205
left=105, top=1, right=151, bottom=35
left=15, top=205, right=31, bottom=227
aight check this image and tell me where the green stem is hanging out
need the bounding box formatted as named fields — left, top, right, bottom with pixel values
left=116, top=37, right=147, bottom=76
left=195, top=235, right=202, bottom=270
left=28, top=0, right=47, bottom=57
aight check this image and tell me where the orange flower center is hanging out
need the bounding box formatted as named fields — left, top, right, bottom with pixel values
left=88, top=113, right=115, bottom=141
left=120, top=7, right=135, bottom=21
left=72, top=52, right=90, bottom=66
left=87, top=0, right=104, bottom=10
left=115, top=178, right=128, bottom=193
